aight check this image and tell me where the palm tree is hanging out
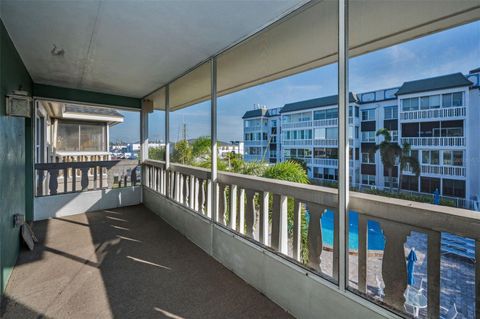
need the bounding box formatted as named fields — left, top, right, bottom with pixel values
left=398, top=142, right=420, bottom=194
left=375, top=128, right=420, bottom=193
left=171, top=139, right=193, bottom=164
left=375, top=128, right=401, bottom=191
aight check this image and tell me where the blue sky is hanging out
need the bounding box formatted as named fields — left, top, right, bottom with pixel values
left=111, top=20, right=480, bottom=144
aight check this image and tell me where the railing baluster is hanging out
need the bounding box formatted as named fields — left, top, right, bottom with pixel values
left=427, top=231, right=441, bottom=319
left=307, top=203, right=325, bottom=271
left=238, top=188, right=245, bottom=234
left=278, top=195, right=288, bottom=255
left=179, top=173, right=184, bottom=204
left=206, top=180, right=212, bottom=218
left=218, top=183, right=227, bottom=225
left=197, top=178, right=204, bottom=214
left=292, top=200, right=302, bottom=261
left=259, top=191, right=269, bottom=245
left=244, top=189, right=256, bottom=237
left=378, top=220, right=410, bottom=311
left=189, top=176, right=196, bottom=209
left=358, top=214, right=368, bottom=293
left=229, top=184, right=237, bottom=230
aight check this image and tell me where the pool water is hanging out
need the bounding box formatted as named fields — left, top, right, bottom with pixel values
left=306, top=210, right=385, bottom=251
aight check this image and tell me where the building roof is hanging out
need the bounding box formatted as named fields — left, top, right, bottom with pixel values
left=469, top=67, right=480, bottom=74
left=280, top=93, right=357, bottom=113
left=242, top=108, right=269, bottom=119
left=395, top=73, right=472, bottom=95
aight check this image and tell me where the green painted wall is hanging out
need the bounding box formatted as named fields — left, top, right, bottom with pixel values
left=0, top=18, right=33, bottom=296
left=33, top=84, right=141, bottom=109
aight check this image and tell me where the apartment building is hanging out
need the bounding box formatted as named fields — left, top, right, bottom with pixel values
left=243, top=69, right=480, bottom=208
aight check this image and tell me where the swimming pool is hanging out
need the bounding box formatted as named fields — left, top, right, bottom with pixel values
left=306, top=209, right=386, bottom=251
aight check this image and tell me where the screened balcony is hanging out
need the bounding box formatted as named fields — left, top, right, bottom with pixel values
left=1, top=1, right=480, bottom=319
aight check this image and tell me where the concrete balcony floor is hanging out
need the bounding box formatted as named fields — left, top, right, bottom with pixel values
left=1, top=205, right=292, bottom=319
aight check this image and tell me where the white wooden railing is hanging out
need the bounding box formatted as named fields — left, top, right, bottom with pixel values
left=313, top=158, right=338, bottom=166
left=283, top=139, right=313, bottom=146
left=400, top=107, right=466, bottom=121
left=35, top=159, right=140, bottom=196
left=401, top=137, right=465, bottom=147
left=282, top=121, right=313, bottom=129
left=420, top=164, right=466, bottom=177
left=142, top=160, right=480, bottom=319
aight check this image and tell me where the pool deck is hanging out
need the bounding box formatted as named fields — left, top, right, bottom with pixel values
left=1, top=205, right=293, bottom=319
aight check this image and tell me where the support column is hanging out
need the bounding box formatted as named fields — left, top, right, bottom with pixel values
left=338, top=0, right=349, bottom=291
left=165, top=85, right=170, bottom=198
left=140, top=101, right=149, bottom=163
left=210, top=57, right=218, bottom=223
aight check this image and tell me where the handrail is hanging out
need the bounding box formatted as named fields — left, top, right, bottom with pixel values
left=217, top=170, right=337, bottom=208
left=170, top=162, right=211, bottom=180
left=349, top=191, right=480, bottom=240
left=35, top=159, right=140, bottom=196
left=35, top=160, right=122, bottom=170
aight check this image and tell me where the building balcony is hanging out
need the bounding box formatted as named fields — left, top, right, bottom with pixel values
left=282, top=121, right=313, bottom=129
left=420, top=164, right=466, bottom=178
left=401, top=137, right=465, bottom=148
left=400, top=106, right=466, bottom=121
left=244, top=154, right=265, bottom=162
left=403, top=164, right=466, bottom=179
left=244, top=140, right=268, bottom=146
left=2, top=1, right=480, bottom=319
left=283, top=139, right=313, bottom=146
left=244, top=126, right=264, bottom=132
left=313, top=158, right=338, bottom=167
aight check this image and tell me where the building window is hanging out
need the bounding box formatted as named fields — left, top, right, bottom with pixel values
left=314, top=148, right=338, bottom=159
left=385, top=176, right=399, bottom=189
left=283, top=111, right=311, bottom=123
left=56, top=121, right=106, bottom=152
left=442, top=92, right=464, bottom=107
left=361, top=109, right=375, bottom=121
left=419, top=95, right=440, bottom=110
left=422, top=150, right=440, bottom=165
left=284, top=148, right=311, bottom=159
left=401, top=175, right=418, bottom=191
left=361, top=131, right=375, bottom=142
left=402, top=97, right=419, bottom=111
left=391, top=130, right=398, bottom=141
left=361, top=174, right=376, bottom=186
left=420, top=177, right=441, bottom=194
left=314, top=108, right=338, bottom=120
left=442, top=179, right=465, bottom=198
left=361, top=152, right=375, bottom=164
left=384, top=106, right=398, bottom=120
left=443, top=150, right=463, bottom=166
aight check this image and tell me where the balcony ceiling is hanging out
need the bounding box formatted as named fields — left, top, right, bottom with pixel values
left=0, top=0, right=306, bottom=98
